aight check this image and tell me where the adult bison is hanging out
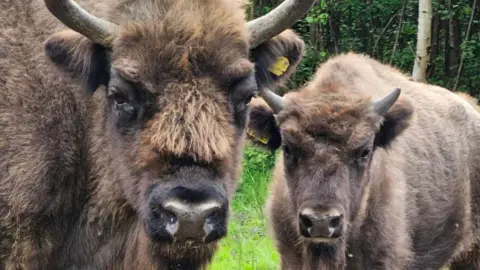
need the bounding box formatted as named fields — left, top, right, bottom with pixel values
left=247, top=52, right=480, bottom=269
left=0, top=0, right=313, bottom=269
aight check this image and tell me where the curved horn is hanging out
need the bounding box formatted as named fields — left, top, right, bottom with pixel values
left=371, top=88, right=401, bottom=116
left=259, top=88, right=284, bottom=113
left=247, top=0, right=316, bottom=48
left=44, top=0, right=118, bottom=48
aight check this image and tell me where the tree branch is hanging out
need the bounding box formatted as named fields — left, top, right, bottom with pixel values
left=453, top=0, right=477, bottom=90
left=372, top=9, right=400, bottom=56
left=390, top=0, right=408, bottom=64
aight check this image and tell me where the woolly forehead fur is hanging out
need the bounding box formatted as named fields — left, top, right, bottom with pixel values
left=277, top=89, right=379, bottom=150
left=111, top=0, right=250, bottom=82
left=274, top=53, right=410, bottom=149
left=108, top=0, right=253, bottom=163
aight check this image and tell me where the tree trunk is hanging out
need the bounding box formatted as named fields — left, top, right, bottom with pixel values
left=318, top=20, right=326, bottom=53
left=448, top=21, right=462, bottom=76
left=310, top=21, right=320, bottom=63
left=324, top=0, right=341, bottom=54
left=249, top=0, right=255, bottom=20
left=360, top=0, right=371, bottom=53
left=445, top=0, right=462, bottom=77
left=309, top=0, right=320, bottom=55
left=443, top=6, right=450, bottom=76
left=328, top=9, right=341, bottom=54
left=257, top=0, right=263, bottom=17
left=453, top=0, right=477, bottom=90
left=427, top=0, right=444, bottom=78
left=412, top=0, right=433, bottom=82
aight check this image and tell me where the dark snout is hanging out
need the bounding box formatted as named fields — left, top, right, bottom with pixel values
left=299, top=207, right=344, bottom=240
left=147, top=185, right=228, bottom=244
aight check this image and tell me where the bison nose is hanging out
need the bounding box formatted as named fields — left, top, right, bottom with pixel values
left=162, top=199, right=227, bottom=243
left=298, top=208, right=344, bottom=239
left=147, top=187, right=228, bottom=244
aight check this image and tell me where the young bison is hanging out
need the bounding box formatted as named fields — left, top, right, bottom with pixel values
left=247, top=52, right=480, bottom=269
left=0, top=0, right=314, bottom=269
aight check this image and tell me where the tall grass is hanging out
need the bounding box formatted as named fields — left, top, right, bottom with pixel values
left=210, top=145, right=279, bottom=270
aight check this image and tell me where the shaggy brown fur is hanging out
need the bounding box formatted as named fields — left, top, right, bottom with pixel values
left=0, top=0, right=305, bottom=269
left=248, top=52, right=480, bottom=269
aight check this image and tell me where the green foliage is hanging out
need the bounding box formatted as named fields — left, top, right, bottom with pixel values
left=241, top=146, right=276, bottom=174
left=210, top=144, right=279, bottom=269
left=273, top=0, right=479, bottom=95
left=305, top=1, right=329, bottom=25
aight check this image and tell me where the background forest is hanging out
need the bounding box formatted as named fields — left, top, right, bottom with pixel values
left=210, top=0, right=480, bottom=269
left=252, top=0, right=479, bottom=94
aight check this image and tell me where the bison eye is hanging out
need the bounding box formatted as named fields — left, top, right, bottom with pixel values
left=360, top=149, right=370, bottom=159
left=355, top=148, right=371, bottom=166
left=113, top=95, right=127, bottom=105
left=111, top=94, right=131, bottom=110
left=283, top=144, right=297, bottom=164
left=108, top=92, right=136, bottom=119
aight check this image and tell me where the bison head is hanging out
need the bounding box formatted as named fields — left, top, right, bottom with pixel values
left=248, top=80, right=414, bottom=246
left=41, top=0, right=313, bottom=264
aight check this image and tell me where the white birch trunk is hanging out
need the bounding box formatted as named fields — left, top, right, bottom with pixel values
left=412, top=0, right=432, bottom=82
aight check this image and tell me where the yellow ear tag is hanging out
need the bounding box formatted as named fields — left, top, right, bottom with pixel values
left=268, top=56, right=290, bottom=76
left=247, top=128, right=269, bottom=145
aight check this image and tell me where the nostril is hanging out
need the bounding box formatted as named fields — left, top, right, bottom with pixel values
left=151, top=205, right=177, bottom=222
left=299, top=214, right=314, bottom=238
left=300, top=214, right=313, bottom=229
left=146, top=203, right=180, bottom=243
left=164, top=210, right=178, bottom=224
left=298, top=208, right=345, bottom=239
left=203, top=207, right=228, bottom=244
left=328, top=215, right=342, bottom=229
left=206, top=207, right=222, bottom=220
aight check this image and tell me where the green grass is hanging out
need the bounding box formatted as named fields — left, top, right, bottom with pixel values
left=210, top=145, right=280, bottom=270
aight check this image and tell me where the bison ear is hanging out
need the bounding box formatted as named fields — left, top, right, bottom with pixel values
left=250, top=29, right=304, bottom=89
left=374, top=98, right=414, bottom=148
left=247, top=97, right=282, bottom=151
left=44, top=30, right=110, bottom=93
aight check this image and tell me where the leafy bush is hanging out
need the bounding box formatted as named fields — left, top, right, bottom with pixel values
left=242, top=144, right=276, bottom=172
